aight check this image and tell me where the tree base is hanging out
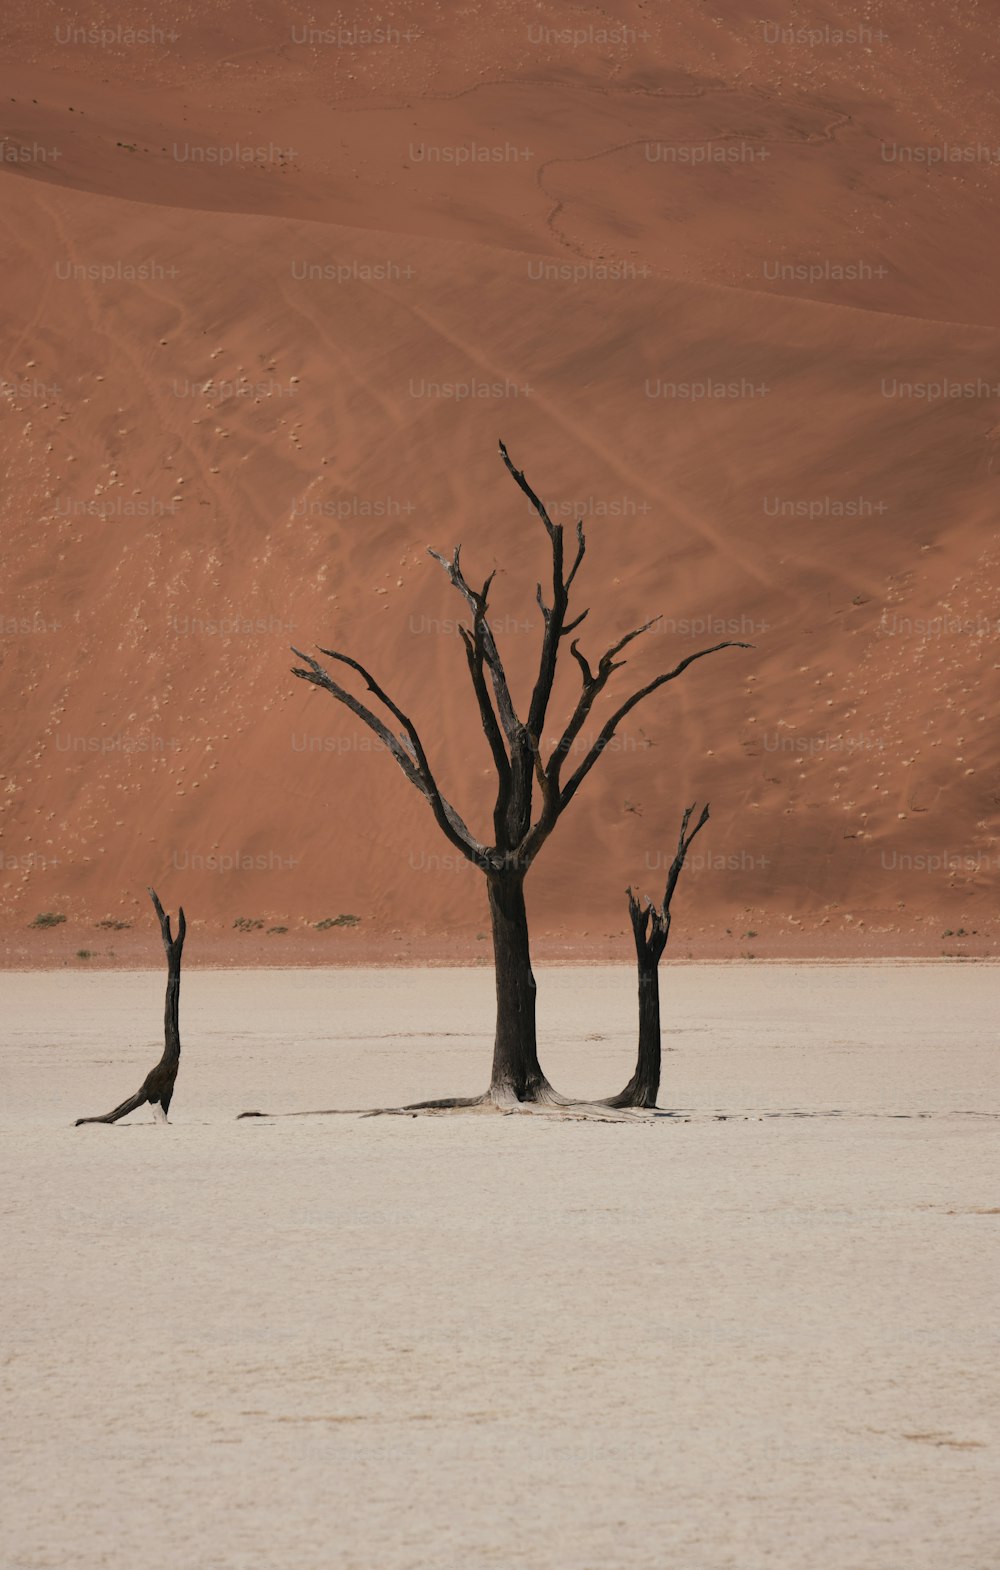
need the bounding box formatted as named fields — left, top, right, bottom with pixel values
left=238, top=1086, right=667, bottom=1123
left=370, top=1098, right=653, bottom=1123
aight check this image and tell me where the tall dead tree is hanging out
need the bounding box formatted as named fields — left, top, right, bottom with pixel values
left=607, top=803, right=710, bottom=1110
left=76, top=888, right=186, bottom=1126
left=288, top=442, right=749, bottom=1114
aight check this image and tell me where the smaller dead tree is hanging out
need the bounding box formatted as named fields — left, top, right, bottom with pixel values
left=76, top=888, right=186, bottom=1127
left=607, top=803, right=710, bottom=1111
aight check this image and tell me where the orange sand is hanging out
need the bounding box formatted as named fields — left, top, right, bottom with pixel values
left=2, top=2, right=1000, bottom=963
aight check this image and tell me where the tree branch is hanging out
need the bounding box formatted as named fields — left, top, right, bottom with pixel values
left=546, top=619, right=661, bottom=792
left=565, top=520, right=586, bottom=590
left=291, top=647, right=489, bottom=865
left=559, top=641, right=752, bottom=814
left=459, top=623, right=512, bottom=838
left=427, top=547, right=521, bottom=743
left=497, top=442, right=592, bottom=830
left=626, top=801, right=710, bottom=967
left=147, top=885, right=185, bottom=958
left=626, top=885, right=651, bottom=944
left=498, top=438, right=557, bottom=536
left=662, top=802, right=710, bottom=917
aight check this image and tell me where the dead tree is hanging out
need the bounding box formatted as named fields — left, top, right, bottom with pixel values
left=277, top=442, right=748, bottom=1117
left=607, top=803, right=710, bottom=1110
left=76, top=888, right=186, bottom=1126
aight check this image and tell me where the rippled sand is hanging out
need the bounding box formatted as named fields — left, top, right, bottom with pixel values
left=3, top=964, right=997, bottom=1569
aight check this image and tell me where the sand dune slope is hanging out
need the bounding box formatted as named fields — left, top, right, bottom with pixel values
left=2, top=1, right=1000, bottom=960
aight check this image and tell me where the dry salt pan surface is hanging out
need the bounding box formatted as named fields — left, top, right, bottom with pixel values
left=3, top=963, right=998, bottom=1570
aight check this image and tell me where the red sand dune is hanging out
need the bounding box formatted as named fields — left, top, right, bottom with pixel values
left=2, top=0, right=999, bottom=964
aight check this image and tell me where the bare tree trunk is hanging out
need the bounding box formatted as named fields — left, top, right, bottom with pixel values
left=76, top=888, right=186, bottom=1126
left=609, top=962, right=661, bottom=1109
left=486, top=871, right=550, bottom=1103
left=162, top=923, right=182, bottom=1084
left=608, top=804, right=709, bottom=1111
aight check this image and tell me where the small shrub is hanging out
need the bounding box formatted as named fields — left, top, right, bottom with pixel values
left=315, top=914, right=360, bottom=930
left=267, top=926, right=288, bottom=935
left=31, top=912, right=66, bottom=929
left=76, top=950, right=93, bottom=960
left=233, top=917, right=264, bottom=932
left=96, top=918, right=131, bottom=931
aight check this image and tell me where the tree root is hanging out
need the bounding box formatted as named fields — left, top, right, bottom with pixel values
left=238, top=1088, right=660, bottom=1123
left=370, top=1099, right=652, bottom=1123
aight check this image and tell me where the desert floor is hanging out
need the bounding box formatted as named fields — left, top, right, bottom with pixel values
left=3, top=963, right=997, bottom=1569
